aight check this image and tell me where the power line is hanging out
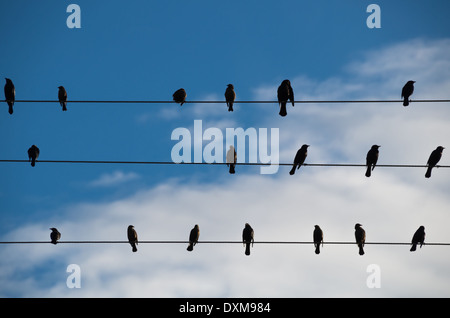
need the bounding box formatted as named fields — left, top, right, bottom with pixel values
left=0, top=240, right=449, bottom=246
left=2, top=99, right=450, bottom=104
left=0, top=159, right=448, bottom=169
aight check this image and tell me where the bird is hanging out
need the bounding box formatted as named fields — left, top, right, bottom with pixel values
left=354, top=223, right=366, bottom=256
left=401, top=80, right=415, bottom=106
left=410, top=226, right=425, bottom=252
left=4, top=78, right=15, bottom=115
left=187, top=224, right=200, bottom=252
left=58, top=86, right=68, bottom=111
left=242, top=223, right=254, bottom=256
left=173, top=88, right=187, bottom=106
left=127, top=225, right=138, bottom=252
left=425, top=146, right=444, bottom=178
left=277, top=79, right=294, bottom=117
left=289, top=144, right=309, bottom=175
left=226, top=145, right=237, bottom=174
left=50, top=228, right=61, bottom=245
left=313, top=225, right=323, bottom=255
left=224, top=84, right=236, bottom=112
left=27, top=145, right=40, bottom=167
left=365, top=145, right=380, bottom=177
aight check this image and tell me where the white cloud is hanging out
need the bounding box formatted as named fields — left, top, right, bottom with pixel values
left=89, top=171, right=140, bottom=187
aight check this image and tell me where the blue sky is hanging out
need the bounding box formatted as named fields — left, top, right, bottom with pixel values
left=1, top=1, right=450, bottom=297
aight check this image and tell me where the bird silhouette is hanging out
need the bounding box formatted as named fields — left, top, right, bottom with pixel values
left=50, top=228, right=61, bottom=245
left=127, top=225, right=138, bottom=252
left=401, top=80, right=415, bottom=106
left=242, top=223, right=254, bottom=256
left=410, top=226, right=425, bottom=252
left=224, top=84, right=236, bottom=112
left=173, top=88, right=187, bottom=106
left=354, top=223, right=366, bottom=256
left=313, top=225, right=323, bottom=255
left=58, top=86, right=67, bottom=111
left=4, top=78, right=15, bottom=115
left=27, top=145, right=40, bottom=167
left=226, top=145, right=237, bottom=174
left=289, top=144, right=309, bottom=175
left=187, top=224, right=200, bottom=252
left=425, top=146, right=444, bottom=178
left=365, top=145, right=380, bottom=177
left=277, top=79, right=294, bottom=117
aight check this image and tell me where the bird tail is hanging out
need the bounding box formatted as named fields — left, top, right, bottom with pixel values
left=279, top=103, right=287, bottom=117
left=8, top=104, right=13, bottom=114
left=62, top=103, right=67, bottom=111
left=403, top=97, right=409, bottom=107
left=358, top=244, right=365, bottom=255
left=31, top=159, right=36, bottom=167
left=131, top=243, right=137, bottom=252
left=315, top=244, right=320, bottom=255
left=245, top=243, right=250, bottom=256
left=365, top=166, right=371, bottom=177
left=289, top=165, right=296, bottom=175
left=228, top=102, right=233, bottom=112
left=229, top=164, right=235, bottom=174
left=425, top=166, right=432, bottom=178
left=410, top=244, right=417, bottom=252
left=187, top=244, right=193, bottom=251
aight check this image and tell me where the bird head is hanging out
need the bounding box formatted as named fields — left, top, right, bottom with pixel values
left=227, top=84, right=234, bottom=88
left=372, top=145, right=381, bottom=149
left=355, top=223, right=363, bottom=229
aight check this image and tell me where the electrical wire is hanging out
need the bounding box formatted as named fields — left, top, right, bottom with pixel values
left=0, top=159, right=448, bottom=169
left=2, top=99, right=450, bottom=104
left=0, top=240, right=448, bottom=246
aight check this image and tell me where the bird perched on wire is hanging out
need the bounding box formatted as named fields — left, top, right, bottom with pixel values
left=401, top=80, right=415, bottom=106
left=187, top=224, right=200, bottom=252
left=242, top=223, right=254, bottom=256
left=4, top=78, right=15, bottom=115
left=410, top=226, right=425, bottom=252
left=127, top=225, right=138, bottom=252
left=50, top=228, right=61, bottom=245
left=277, top=79, right=294, bottom=117
left=365, top=145, right=380, bottom=177
left=425, top=146, right=444, bottom=178
left=58, top=86, right=68, bottom=111
left=289, top=144, right=309, bottom=175
left=354, top=223, right=366, bottom=256
left=173, top=88, right=187, bottom=106
left=226, top=145, right=237, bottom=174
left=313, top=225, right=323, bottom=255
left=27, top=145, right=40, bottom=167
left=224, top=84, right=236, bottom=112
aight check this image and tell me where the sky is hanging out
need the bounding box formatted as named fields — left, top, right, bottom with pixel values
left=0, top=0, right=450, bottom=298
